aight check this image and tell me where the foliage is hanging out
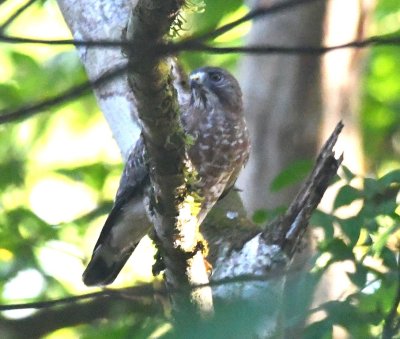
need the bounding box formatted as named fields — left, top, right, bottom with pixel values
left=304, top=167, right=400, bottom=338
left=361, top=0, right=400, bottom=169
left=180, top=0, right=248, bottom=72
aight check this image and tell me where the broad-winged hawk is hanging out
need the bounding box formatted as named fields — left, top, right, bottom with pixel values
left=83, top=67, right=250, bottom=286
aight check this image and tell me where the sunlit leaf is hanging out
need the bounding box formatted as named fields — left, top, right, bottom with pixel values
left=340, top=165, right=356, bottom=182
left=56, top=163, right=116, bottom=191
left=333, top=185, right=362, bottom=210
left=378, top=169, right=400, bottom=185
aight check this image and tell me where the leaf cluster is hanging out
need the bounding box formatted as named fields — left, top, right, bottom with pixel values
left=305, top=167, right=400, bottom=338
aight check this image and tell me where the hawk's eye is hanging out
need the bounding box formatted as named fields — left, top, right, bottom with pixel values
left=209, top=72, right=222, bottom=82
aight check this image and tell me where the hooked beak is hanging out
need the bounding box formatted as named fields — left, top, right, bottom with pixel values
left=189, top=72, right=206, bottom=88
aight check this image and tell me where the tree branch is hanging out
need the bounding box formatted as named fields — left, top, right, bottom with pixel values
left=56, top=0, right=140, bottom=159
left=0, top=63, right=127, bottom=124
left=0, top=33, right=400, bottom=126
left=264, top=121, right=343, bottom=257
left=179, top=0, right=325, bottom=44
left=124, top=0, right=213, bottom=317
left=200, top=122, right=343, bottom=337
left=0, top=0, right=37, bottom=32
left=0, top=291, right=162, bottom=338
left=164, top=35, right=400, bottom=55
left=1, top=31, right=399, bottom=55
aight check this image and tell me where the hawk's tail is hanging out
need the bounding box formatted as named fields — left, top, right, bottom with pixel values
left=82, top=193, right=151, bottom=286
left=82, top=244, right=136, bottom=286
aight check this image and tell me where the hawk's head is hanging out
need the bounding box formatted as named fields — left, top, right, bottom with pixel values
left=189, top=67, right=242, bottom=113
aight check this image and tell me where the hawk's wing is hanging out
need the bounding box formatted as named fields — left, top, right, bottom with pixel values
left=83, top=137, right=151, bottom=286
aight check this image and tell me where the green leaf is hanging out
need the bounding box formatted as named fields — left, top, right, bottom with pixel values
left=338, top=216, right=362, bottom=246
left=363, top=178, right=382, bottom=199
left=341, top=165, right=356, bottom=182
left=333, top=185, right=362, bottom=210
left=319, top=238, right=354, bottom=262
left=380, top=247, right=398, bottom=269
left=0, top=157, right=25, bottom=188
left=270, top=159, right=313, bottom=192
left=56, top=163, right=118, bottom=191
left=0, top=84, right=21, bottom=108
left=362, top=199, right=398, bottom=219
left=378, top=169, right=400, bottom=186
left=304, top=320, right=333, bottom=339
left=371, top=223, right=398, bottom=256
left=347, top=263, right=368, bottom=288
left=310, top=210, right=335, bottom=239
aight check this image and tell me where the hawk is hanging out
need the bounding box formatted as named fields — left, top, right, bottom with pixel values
left=83, top=67, right=250, bottom=286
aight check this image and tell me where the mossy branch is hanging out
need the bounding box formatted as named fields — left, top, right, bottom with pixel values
left=125, top=0, right=213, bottom=317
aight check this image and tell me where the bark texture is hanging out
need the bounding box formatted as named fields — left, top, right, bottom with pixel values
left=57, top=0, right=140, bottom=159
left=125, top=0, right=213, bottom=316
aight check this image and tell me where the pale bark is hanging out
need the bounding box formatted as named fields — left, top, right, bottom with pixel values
left=57, top=0, right=140, bottom=160
left=313, top=2, right=375, bottom=337
left=320, top=0, right=374, bottom=173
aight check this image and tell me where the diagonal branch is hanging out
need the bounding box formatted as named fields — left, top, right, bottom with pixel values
left=0, top=64, right=128, bottom=124
left=178, top=0, right=325, bottom=45
left=263, top=122, right=343, bottom=258
left=0, top=0, right=38, bottom=31
left=1, top=0, right=326, bottom=48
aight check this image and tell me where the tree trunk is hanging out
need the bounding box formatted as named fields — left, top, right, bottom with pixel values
left=237, top=0, right=327, bottom=212
left=312, top=1, right=375, bottom=337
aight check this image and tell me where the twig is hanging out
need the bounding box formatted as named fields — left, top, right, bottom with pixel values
left=180, top=0, right=325, bottom=44
left=0, top=63, right=128, bottom=124
left=0, top=0, right=324, bottom=47
left=0, top=291, right=113, bottom=311
left=163, top=36, right=400, bottom=55
left=0, top=271, right=299, bottom=311
left=0, top=0, right=37, bottom=31
left=0, top=33, right=124, bottom=47
left=1, top=34, right=398, bottom=125
left=1, top=32, right=399, bottom=55
left=382, top=253, right=400, bottom=339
